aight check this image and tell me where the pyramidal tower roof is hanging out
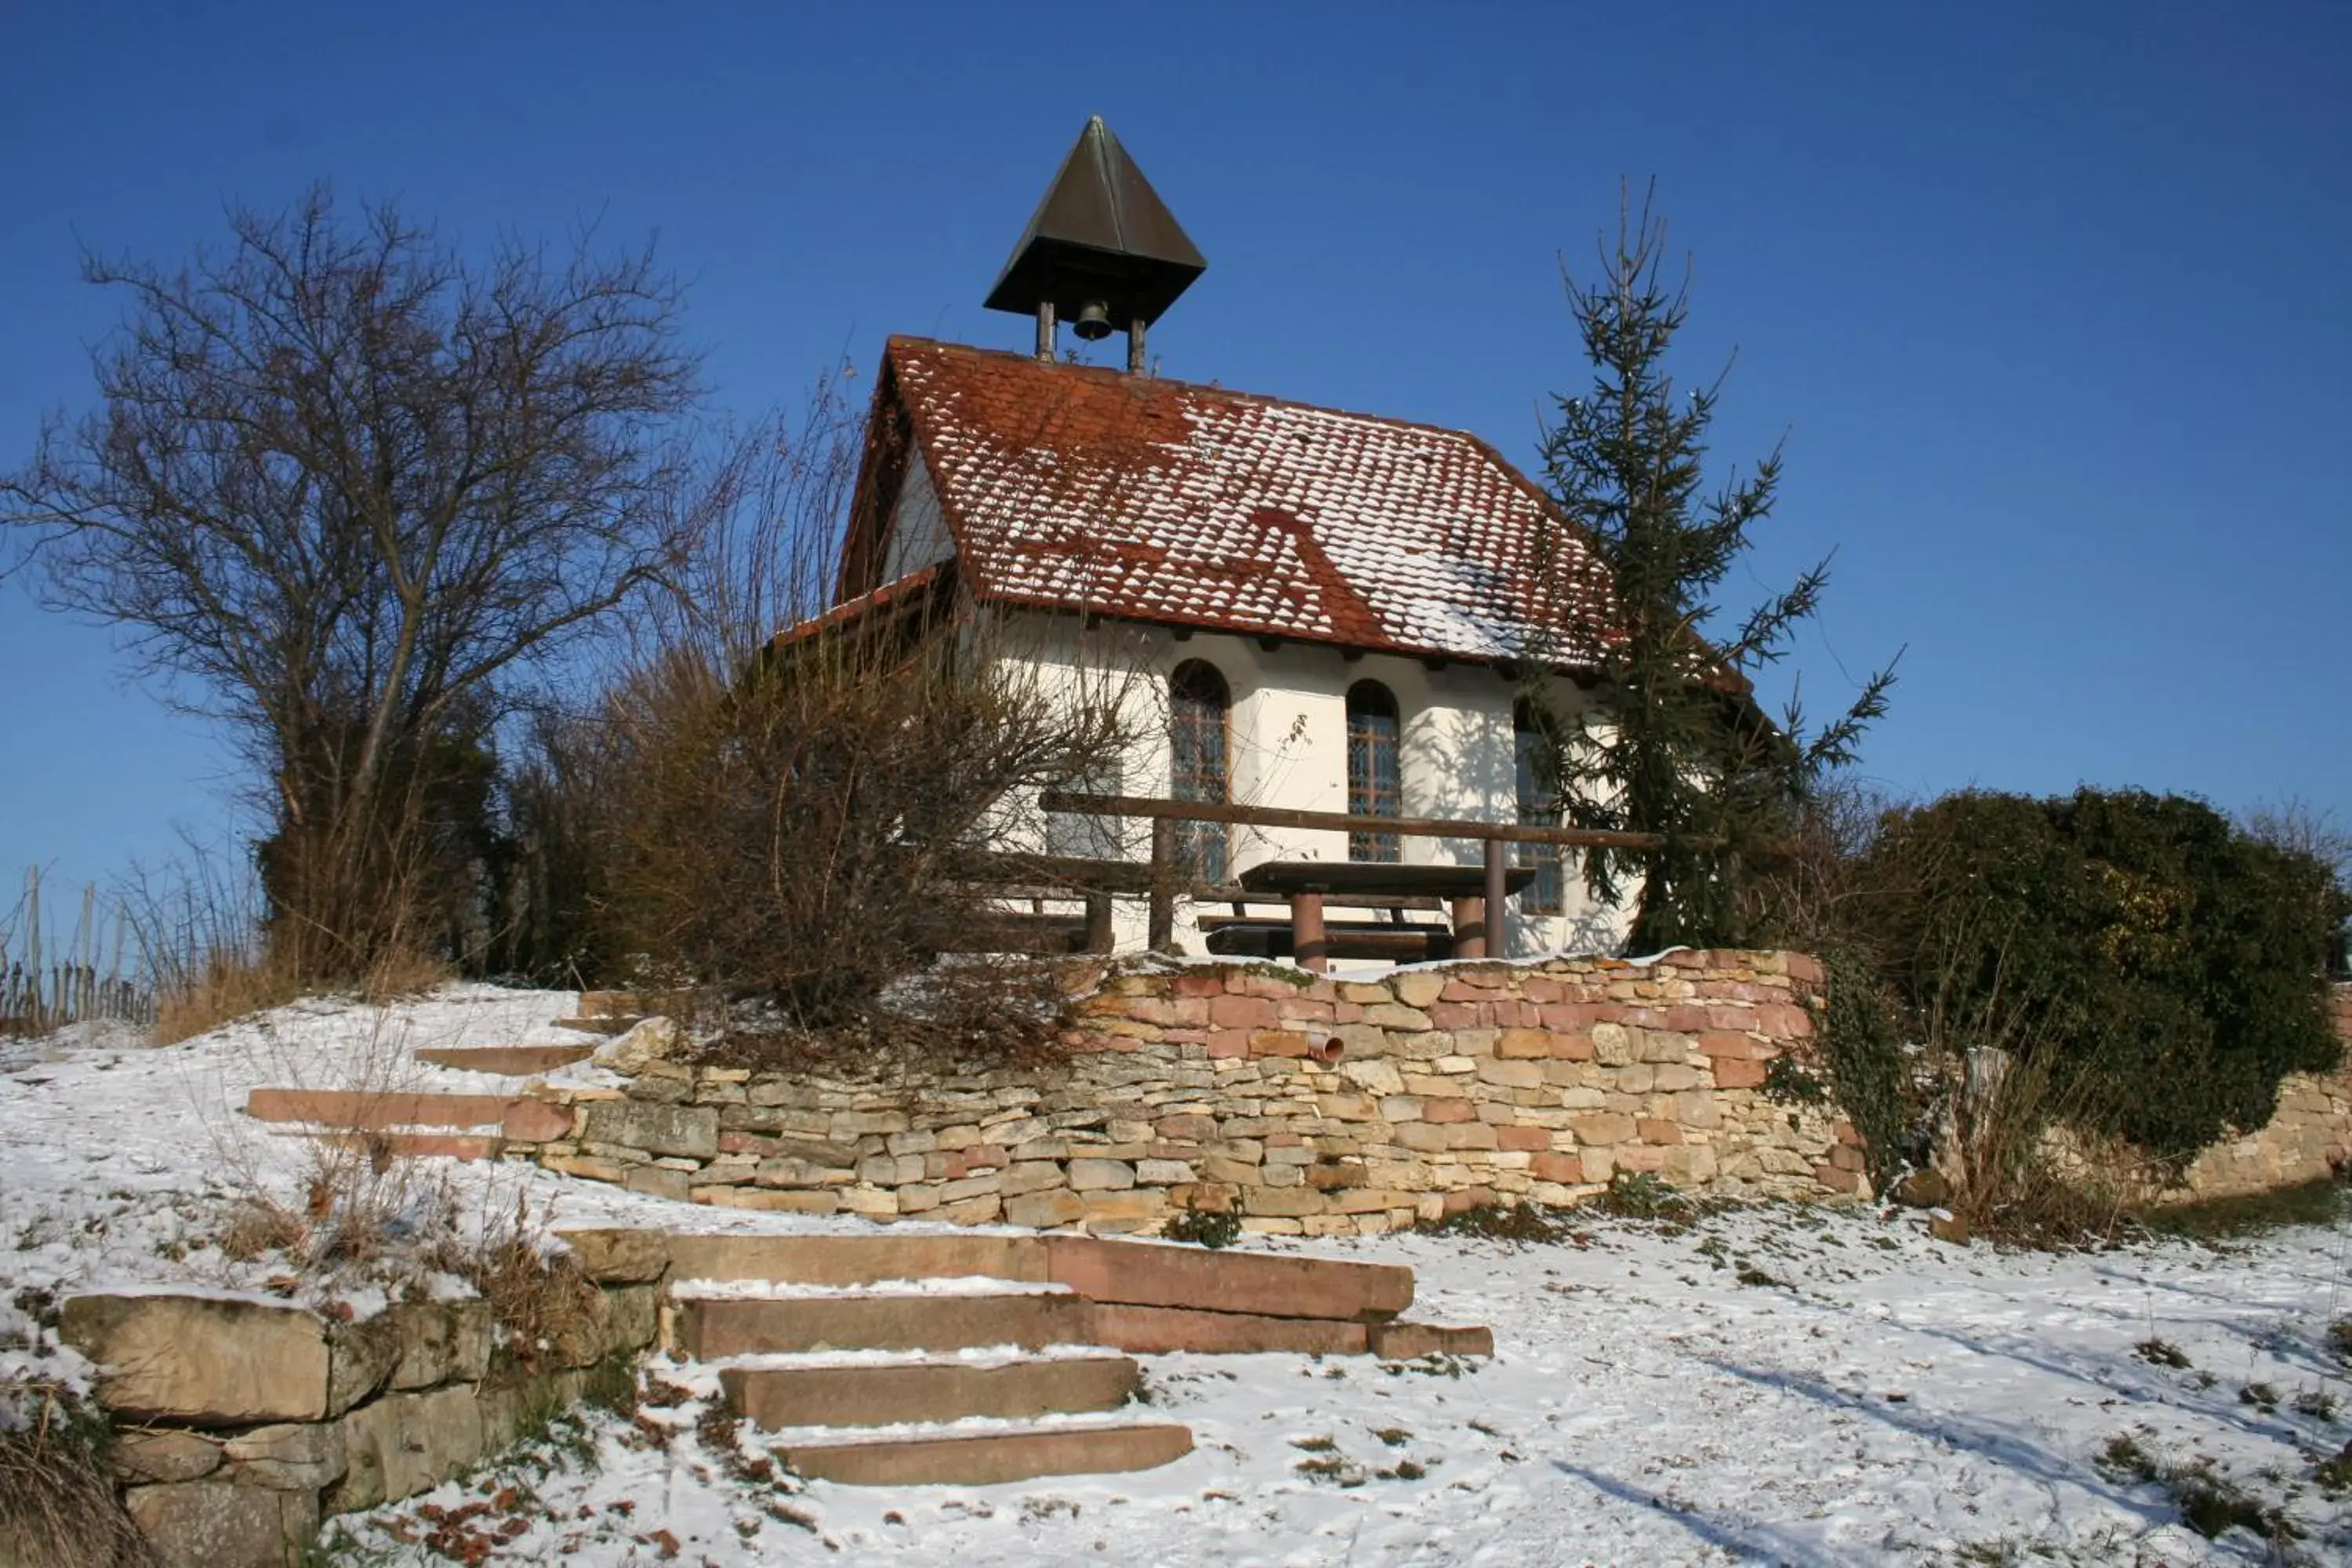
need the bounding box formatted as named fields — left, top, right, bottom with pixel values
left=983, top=117, right=1207, bottom=332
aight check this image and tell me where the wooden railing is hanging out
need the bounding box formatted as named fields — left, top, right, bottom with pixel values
left=1029, top=792, right=1668, bottom=963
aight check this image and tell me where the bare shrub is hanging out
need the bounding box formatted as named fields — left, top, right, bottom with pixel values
left=203, top=1007, right=474, bottom=1283
left=466, top=1201, right=607, bottom=1374
left=532, top=376, right=1144, bottom=1059
left=596, top=621, right=1130, bottom=1037
left=0, top=1382, right=158, bottom=1568
left=117, top=840, right=303, bottom=1044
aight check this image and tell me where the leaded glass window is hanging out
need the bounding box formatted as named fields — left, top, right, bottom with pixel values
left=1168, top=661, right=1230, bottom=884
left=1515, top=701, right=1565, bottom=914
left=1346, top=681, right=1402, bottom=862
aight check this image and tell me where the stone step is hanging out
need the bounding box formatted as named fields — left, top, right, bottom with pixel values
left=245, top=1088, right=571, bottom=1142
left=587, top=1230, right=1412, bottom=1319
left=774, top=1421, right=1193, bottom=1486
left=673, top=1288, right=1094, bottom=1359
left=1046, top=1236, right=1414, bottom=1321
left=661, top=1232, right=1048, bottom=1290
left=550, top=1015, right=640, bottom=1035
left=411, top=1044, right=593, bottom=1076
left=1087, top=1302, right=1370, bottom=1356
left=721, top=1352, right=1140, bottom=1430
left=310, top=1131, right=507, bottom=1162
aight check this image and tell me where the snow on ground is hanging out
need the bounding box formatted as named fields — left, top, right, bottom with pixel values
left=5, top=986, right=2351, bottom=1564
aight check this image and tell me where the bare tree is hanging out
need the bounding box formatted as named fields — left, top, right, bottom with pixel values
left=2, top=187, right=708, bottom=976
left=572, top=379, right=1141, bottom=1044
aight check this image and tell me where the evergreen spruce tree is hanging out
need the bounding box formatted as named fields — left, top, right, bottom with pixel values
left=1528, top=191, right=1896, bottom=953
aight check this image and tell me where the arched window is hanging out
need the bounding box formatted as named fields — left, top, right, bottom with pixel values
left=1168, top=660, right=1231, bottom=883
left=1346, top=681, right=1402, bottom=862
left=1515, top=699, right=1565, bottom=914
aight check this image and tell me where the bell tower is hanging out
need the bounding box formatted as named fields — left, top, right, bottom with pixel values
left=984, top=117, right=1207, bottom=374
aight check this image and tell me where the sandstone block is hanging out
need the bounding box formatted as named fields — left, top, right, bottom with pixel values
left=541, top=1153, right=628, bottom=1183
left=321, top=1312, right=401, bottom=1418
left=112, top=1428, right=223, bottom=1484
left=1713, top=1056, right=1769, bottom=1090
left=755, top=1156, right=851, bottom=1189
left=623, top=1164, right=692, bottom=1202
left=1571, top=1113, right=1637, bottom=1148
left=1080, top=1190, right=1168, bottom=1231
left=1340, top=1059, right=1405, bottom=1096
left=1530, top=1151, right=1584, bottom=1184
left=1664, top=1145, right=1718, bottom=1184
left=1004, top=1190, right=1087, bottom=1228
left=1591, top=1022, right=1635, bottom=1065
left=1637, top=1029, right=1693, bottom=1063
left=833, top=1109, right=913, bottom=1136
left=63, top=1294, right=328, bottom=1425
left=328, top=1384, right=482, bottom=1513
left=1494, top=1028, right=1552, bottom=1059
left=554, top=1228, right=669, bottom=1284
left=996, top=1161, right=1069, bottom=1197
left=579, top=1100, right=718, bottom=1160
left=1247, top=1029, right=1314, bottom=1057
left=1068, top=1158, right=1136, bottom=1191
left=1208, top=995, right=1277, bottom=1029
left=1476, top=1059, right=1544, bottom=1089
left=126, top=1481, right=318, bottom=1568
left=938, top=1174, right=1005, bottom=1203
left=1243, top=1186, right=1327, bottom=1218
left=838, top=1186, right=901, bottom=1217
left=590, top=1014, right=682, bottom=1075
left=938, top=1195, right=1004, bottom=1225
left=1136, top=1159, right=1196, bottom=1185
left=1392, top=972, right=1446, bottom=1008
left=223, top=1420, right=346, bottom=1491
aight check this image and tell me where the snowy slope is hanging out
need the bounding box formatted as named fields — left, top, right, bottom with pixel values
left=5, top=986, right=2349, bottom=1564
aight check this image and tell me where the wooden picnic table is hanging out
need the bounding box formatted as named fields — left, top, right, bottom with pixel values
left=1237, top=857, right=1537, bottom=971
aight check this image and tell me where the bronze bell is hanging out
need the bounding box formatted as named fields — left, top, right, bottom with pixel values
left=985, top=117, right=1206, bottom=360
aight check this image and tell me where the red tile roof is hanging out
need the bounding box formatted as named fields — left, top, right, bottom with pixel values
left=869, top=337, right=1610, bottom=666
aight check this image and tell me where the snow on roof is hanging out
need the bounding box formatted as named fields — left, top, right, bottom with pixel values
left=882, top=338, right=1611, bottom=665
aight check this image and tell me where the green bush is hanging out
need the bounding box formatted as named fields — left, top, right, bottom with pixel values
left=1864, top=788, right=2345, bottom=1163
left=1161, top=1209, right=1242, bottom=1249
left=1817, top=946, right=1911, bottom=1193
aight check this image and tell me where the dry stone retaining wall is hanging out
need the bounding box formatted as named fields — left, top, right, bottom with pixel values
left=62, top=1280, right=656, bottom=1566
left=510, top=950, right=1863, bottom=1234
left=2166, top=982, right=2352, bottom=1200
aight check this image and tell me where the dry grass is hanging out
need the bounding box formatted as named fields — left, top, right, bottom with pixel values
left=466, top=1197, right=608, bottom=1374
left=147, top=943, right=308, bottom=1045
left=0, top=1382, right=158, bottom=1568
left=361, top=946, right=453, bottom=1005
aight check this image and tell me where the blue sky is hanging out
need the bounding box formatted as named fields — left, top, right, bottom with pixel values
left=2, top=1, right=2347, bottom=895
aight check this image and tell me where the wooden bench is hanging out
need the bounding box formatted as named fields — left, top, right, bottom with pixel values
left=1200, top=916, right=1454, bottom=964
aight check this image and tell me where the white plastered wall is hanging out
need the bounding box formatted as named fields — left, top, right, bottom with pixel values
left=981, top=606, right=1632, bottom=960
